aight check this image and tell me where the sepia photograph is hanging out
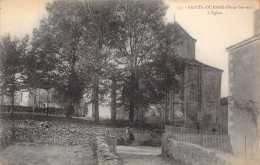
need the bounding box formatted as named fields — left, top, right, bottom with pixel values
left=0, top=0, right=259, bottom=164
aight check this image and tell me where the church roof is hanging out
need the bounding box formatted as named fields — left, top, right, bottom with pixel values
left=172, top=22, right=196, bottom=41
left=183, top=59, right=223, bottom=72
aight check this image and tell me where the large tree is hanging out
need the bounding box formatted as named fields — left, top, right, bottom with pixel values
left=113, top=0, right=168, bottom=122
left=77, top=0, right=120, bottom=122
left=24, top=21, right=60, bottom=117
left=111, top=0, right=185, bottom=122
left=35, top=0, right=91, bottom=117
left=0, top=34, right=29, bottom=112
left=33, top=0, right=119, bottom=119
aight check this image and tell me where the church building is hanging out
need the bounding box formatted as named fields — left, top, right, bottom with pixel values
left=161, top=22, right=224, bottom=132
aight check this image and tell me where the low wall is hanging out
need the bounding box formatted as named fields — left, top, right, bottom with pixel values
left=0, top=105, right=65, bottom=116
left=0, top=135, right=13, bottom=151
left=0, top=120, right=14, bottom=151
left=162, top=134, right=235, bottom=165
left=95, top=136, right=118, bottom=165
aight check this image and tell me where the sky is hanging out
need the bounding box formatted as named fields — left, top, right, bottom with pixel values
left=0, top=0, right=259, bottom=97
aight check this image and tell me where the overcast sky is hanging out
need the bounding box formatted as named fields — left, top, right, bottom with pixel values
left=0, top=0, right=259, bottom=97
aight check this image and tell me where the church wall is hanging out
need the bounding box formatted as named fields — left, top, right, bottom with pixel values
left=184, top=66, right=200, bottom=125
left=165, top=65, right=222, bottom=131
left=200, top=68, right=222, bottom=131
left=176, top=36, right=196, bottom=59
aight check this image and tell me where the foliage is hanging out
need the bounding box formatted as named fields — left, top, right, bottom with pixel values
left=0, top=34, right=29, bottom=107
left=110, top=0, right=171, bottom=121
left=229, top=96, right=259, bottom=129
left=3, top=0, right=187, bottom=122
left=229, top=96, right=260, bottom=158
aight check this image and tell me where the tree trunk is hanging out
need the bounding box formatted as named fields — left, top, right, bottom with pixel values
left=66, top=99, right=74, bottom=118
left=111, top=73, right=117, bottom=123
left=33, top=89, right=36, bottom=119
left=129, top=95, right=134, bottom=122
left=92, top=88, right=95, bottom=118
left=46, top=89, right=49, bottom=117
left=10, top=92, right=15, bottom=115
left=129, top=73, right=135, bottom=122
left=92, top=76, right=99, bottom=122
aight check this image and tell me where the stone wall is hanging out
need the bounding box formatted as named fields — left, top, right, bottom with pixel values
left=95, top=136, right=118, bottom=165
left=162, top=134, right=235, bottom=165
left=0, top=135, right=13, bottom=151
left=0, top=119, right=14, bottom=151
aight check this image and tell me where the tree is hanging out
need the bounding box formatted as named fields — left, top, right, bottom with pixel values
left=111, top=1, right=185, bottom=122
left=0, top=34, right=28, bottom=113
left=78, top=0, right=120, bottom=122
left=24, top=21, right=60, bottom=117
left=229, top=96, right=260, bottom=158
left=34, top=0, right=119, bottom=119
left=36, top=0, right=90, bottom=118
left=109, top=0, right=168, bottom=122
left=140, top=23, right=185, bottom=123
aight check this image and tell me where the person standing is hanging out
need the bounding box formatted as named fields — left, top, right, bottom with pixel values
left=125, top=127, right=135, bottom=146
left=125, top=127, right=130, bottom=146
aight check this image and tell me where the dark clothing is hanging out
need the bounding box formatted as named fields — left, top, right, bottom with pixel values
left=125, top=129, right=135, bottom=146
left=129, top=132, right=135, bottom=141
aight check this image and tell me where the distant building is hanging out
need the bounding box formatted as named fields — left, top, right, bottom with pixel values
left=137, top=22, right=224, bottom=132
left=1, top=88, right=63, bottom=108
left=226, top=9, right=260, bottom=158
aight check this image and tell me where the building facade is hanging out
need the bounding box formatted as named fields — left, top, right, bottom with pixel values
left=1, top=88, right=63, bottom=108
left=226, top=9, right=260, bottom=158
left=161, top=22, right=224, bottom=132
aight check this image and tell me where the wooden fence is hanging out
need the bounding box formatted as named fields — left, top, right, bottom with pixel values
left=0, top=105, right=65, bottom=116
left=165, top=125, right=232, bottom=153
left=166, top=125, right=227, bottom=135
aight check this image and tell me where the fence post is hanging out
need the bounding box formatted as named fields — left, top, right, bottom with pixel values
left=216, top=134, right=219, bottom=150
left=196, top=134, right=199, bottom=146
left=192, top=134, right=194, bottom=144
left=213, top=135, right=216, bottom=150
left=217, top=134, right=220, bottom=151
left=209, top=134, right=212, bottom=149
left=206, top=134, right=209, bottom=148
left=244, top=134, right=246, bottom=160
left=219, top=135, right=223, bottom=152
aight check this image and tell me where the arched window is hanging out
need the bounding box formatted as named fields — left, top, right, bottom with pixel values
left=190, top=84, right=197, bottom=101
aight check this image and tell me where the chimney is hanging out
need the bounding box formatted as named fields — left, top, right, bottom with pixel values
left=254, top=10, right=260, bottom=35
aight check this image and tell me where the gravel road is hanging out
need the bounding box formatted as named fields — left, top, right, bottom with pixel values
left=117, top=146, right=186, bottom=165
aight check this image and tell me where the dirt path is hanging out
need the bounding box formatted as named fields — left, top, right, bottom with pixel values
left=117, top=146, right=185, bottom=165
left=0, top=143, right=96, bottom=165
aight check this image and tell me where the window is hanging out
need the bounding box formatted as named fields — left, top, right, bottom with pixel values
left=190, top=84, right=197, bottom=101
